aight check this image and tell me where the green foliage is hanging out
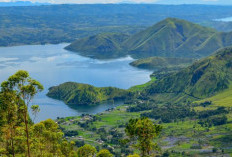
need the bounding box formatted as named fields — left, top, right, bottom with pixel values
left=65, top=33, right=129, bottom=59
left=124, top=18, right=220, bottom=59
left=145, top=47, right=232, bottom=101
left=2, top=5, right=232, bottom=46
left=141, top=104, right=196, bottom=123
left=77, top=144, right=97, bottom=157
left=31, top=105, right=40, bottom=122
left=47, top=82, right=130, bottom=106
left=125, top=117, right=162, bottom=157
left=96, top=149, right=113, bottom=157
left=130, top=57, right=194, bottom=70
left=198, top=107, right=228, bottom=119
left=31, top=119, right=75, bottom=156
left=0, top=71, right=76, bottom=156
left=129, top=77, right=156, bottom=92
left=67, top=18, right=232, bottom=60
left=198, top=115, right=228, bottom=127
left=0, top=70, right=44, bottom=157
left=127, top=154, right=140, bottom=157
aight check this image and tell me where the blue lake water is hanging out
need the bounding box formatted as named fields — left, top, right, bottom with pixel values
left=0, top=44, right=152, bottom=122
left=214, top=17, right=232, bottom=22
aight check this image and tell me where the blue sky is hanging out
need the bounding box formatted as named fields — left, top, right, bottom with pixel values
left=1, top=0, right=232, bottom=5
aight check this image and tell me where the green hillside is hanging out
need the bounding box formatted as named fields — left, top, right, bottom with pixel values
left=125, top=18, right=230, bottom=58
left=65, top=33, right=129, bottom=59
left=47, top=82, right=129, bottom=106
left=145, top=47, right=232, bottom=101
left=67, top=18, right=232, bottom=59
left=130, top=57, right=195, bottom=70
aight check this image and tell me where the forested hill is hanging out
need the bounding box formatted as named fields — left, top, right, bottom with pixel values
left=67, top=18, right=232, bottom=59
left=124, top=18, right=217, bottom=58
left=144, top=47, right=232, bottom=100
left=65, top=33, right=129, bottom=59
left=47, top=82, right=130, bottom=106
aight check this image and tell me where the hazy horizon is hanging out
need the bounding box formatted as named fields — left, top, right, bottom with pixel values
left=0, top=0, right=232, bottom=5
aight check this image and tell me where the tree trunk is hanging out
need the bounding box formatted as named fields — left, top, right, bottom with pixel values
left=24, top=108, right=31, bottom=157
left=10, top=127, right=15, bottom=157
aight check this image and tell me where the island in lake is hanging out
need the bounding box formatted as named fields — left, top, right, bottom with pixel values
left=47, top=82, right=131, bottom=106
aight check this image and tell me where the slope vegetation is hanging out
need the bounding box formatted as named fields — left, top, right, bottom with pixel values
left=65, top=33, right=129, bottom=59
left=145, top=47, right=232, bottom=100
left=125, top=18, right=218, bottom=58
left=130, top=57, right=195, bottom=70
left=47, top=82, right=129, bottom=106
left=67, top=18, right=232, bottom=59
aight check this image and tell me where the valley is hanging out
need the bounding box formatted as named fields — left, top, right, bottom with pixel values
left=57, top=47, right=232, bottom=156
left=0, top=3, right=232, bottom=157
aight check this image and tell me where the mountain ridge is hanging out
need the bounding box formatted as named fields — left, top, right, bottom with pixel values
left=144, top=47, right=232, bottom=102
left=66, top=18, right=232, bottom=59
left=65, top=33, right=129, bottom=59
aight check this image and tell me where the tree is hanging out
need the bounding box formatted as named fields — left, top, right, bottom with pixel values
left=0, top=90, right=18, bottom=156
left=125, top=117, right=162, bottom=157
left=96, top=149, right=113, bottom=157
left=0, top=70, right=76, bottom=156
left=77, top=144, right=97, bottom=157
left=31, top=119, right=74, bottom=156
left=3, top=70, right=44, bottom=156
left=1, top=70, right=43, bottom=157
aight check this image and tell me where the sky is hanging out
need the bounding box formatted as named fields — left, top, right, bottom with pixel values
left=1, top=0, right=232, bottom=5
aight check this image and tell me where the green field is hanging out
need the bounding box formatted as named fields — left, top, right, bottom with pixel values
left=58, top=102, right=232, bottom=156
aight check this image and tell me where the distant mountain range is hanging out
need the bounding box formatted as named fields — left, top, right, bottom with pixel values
left=0, top=1, right=50, bottom=7
left=66, top=18, right=232, bottom=59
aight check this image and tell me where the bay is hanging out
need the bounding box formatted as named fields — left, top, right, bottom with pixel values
left=0, top=44, right=152, bottom=122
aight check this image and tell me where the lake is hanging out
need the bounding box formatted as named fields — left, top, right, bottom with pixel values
left=0, top=44, right=152, bottom=122
left=214, top=17, right=232, bottom=22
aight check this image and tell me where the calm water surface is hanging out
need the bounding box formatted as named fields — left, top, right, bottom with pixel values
left=0, top=44, right=152, bottom=122
left=214, top=17, right=232, bottom=22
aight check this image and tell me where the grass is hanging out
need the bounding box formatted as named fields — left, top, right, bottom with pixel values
left=130, top=57, right=194, bottom=70
left=57, top=106, right=140, bottom=147
left=197, top=86, right=232, bottom=108
left=93, top=109, right=140, bottom=128
left=129, top=77, right=156, bottom=92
